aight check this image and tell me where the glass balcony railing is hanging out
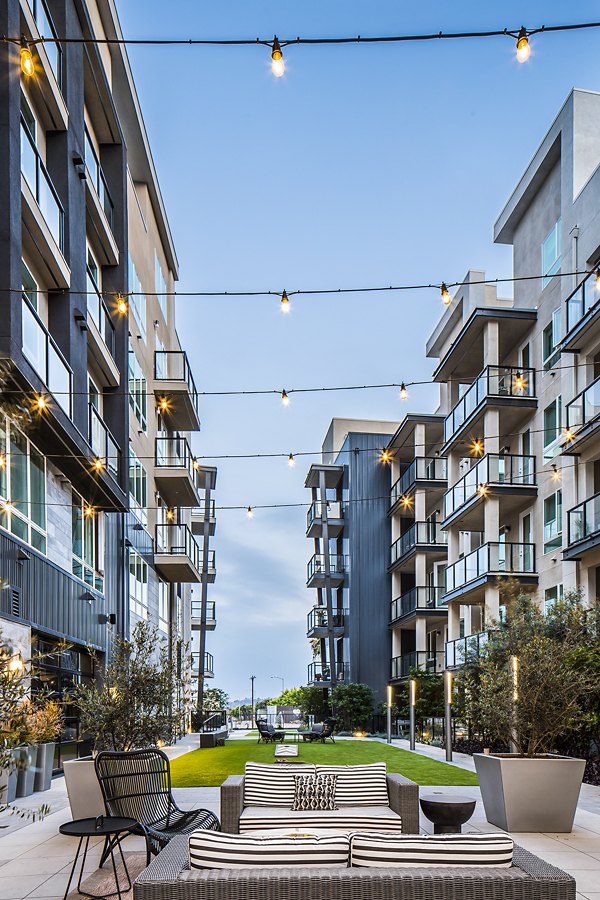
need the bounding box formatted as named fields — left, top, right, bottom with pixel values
left=390, top=586, right=446, bottom=622
left=29, top=0, right=62, bottom=86
left=307, top=500, right=343, bottom=529
left=444, top=366, right=535, bottom=444
left=566, top=375, right=600, bottom=434
left=21, top=298, right=72, bottom=417
left=84, top=127, right=114, bottom=230
left=391, top=651, right=444, bottom=679
left=307, top=553, right=348, bottom=581
left=88, top=404, right=119, bottom=477
left=307, top=607, right=348, bottom=632
left=568, top=492, right=600, bottom=547
left=86, top=269, right=116, bottom=358
left=565, top=270, right=599, bottom=336
left=155, top=350, right=199, bottom=406
left=155, top=523, right=200, bottom=569
left=20, top=119, right=64, bottom=251
left=445, top=631, right=494, bottom=668
left=445, top=541, right=535, bottom=594
left=390, top=457, right=447, bottom=509
left=308, top=662, right=349, bottom=684
left=443, top=453, right=535, bottom=519
left=390, top=522, right=447, bottom=566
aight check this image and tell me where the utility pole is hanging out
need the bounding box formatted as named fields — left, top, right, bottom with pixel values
left=250, top=675, right=256, bottom=728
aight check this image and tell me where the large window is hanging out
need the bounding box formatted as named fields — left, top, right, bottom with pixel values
left=22, top=259, right=38, bottom=312
left=544, top=585, right=563, bottom=613
left=542, top=218, right=561, bottom=287
left=543, top=397, right=562, bottom=459
left=71, top=490, right=104, bottom=592
left=543, top=490, right=563, bottom=553
left=128, top=254, right=146, bottom=341
left=155, top=252, right=167, bottom=322
left=129, top=448, right=148, bottom=525
left=158, top=581, right=169, bottom=632
left=128, top=341, right=147, bottom=431
left=0, top=419, right=46, bottom=553
left=129, top=548, right=148, bottom=619
left=542, top=308, right=562, bottom=370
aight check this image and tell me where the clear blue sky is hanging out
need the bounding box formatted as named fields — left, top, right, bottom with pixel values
left=116, top=0, right=600, bottom=701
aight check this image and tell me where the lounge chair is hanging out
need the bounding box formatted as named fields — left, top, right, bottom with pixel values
left=256, top=719, right=285, bottom=743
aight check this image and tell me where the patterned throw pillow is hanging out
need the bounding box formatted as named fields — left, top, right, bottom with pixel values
left=292, top=773, right=338, bottom=811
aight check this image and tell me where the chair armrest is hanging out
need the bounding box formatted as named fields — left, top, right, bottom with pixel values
left=221, top=774, right=244, bottom=833
left=387, top=772, right=419, bottom=834
left=133, top=835, right=189, bottom=898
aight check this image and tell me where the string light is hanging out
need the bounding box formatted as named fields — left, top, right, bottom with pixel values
left=288, top=453, right=296, bottom=467
left=401, top=495, right=412, bottom=509
left=93, top=458, right=105, bottom=472
left=515, top=27, right=531, bottom=62
left=596, top=268, right=600, bottom=290
left=0, top=455, right=5, bottom=468
left=380, top=449, right=392, bottom=463
left=399, top=383, right=408, bottom=401
left=271, top=36, right=285, bottom=77
left=281, top=389, right=290, bottom=406
left=551, top=464, right=561, bottom=482
left=280, top=289, right=291, bottom=313
left=471, top=439, right=484, bottom=456
left=246, top=506, right=254, bottom=518
left=116, top=295, right=128, bottom=315
left=441, top=283, right=451, bottom=305
left=192, top=458, right=200, bottom=470
left=477, top=482, right=489, bottom=497
left=166, top=508, right=175, bottom=520
left=34, top=395, right=47, bottom=411
left=1, top=499, right=12, bottom=512
left=563, top=427, right=575, bottom=443
left=513, top=371, right=526, bottom=392
left=159, top=397, right=170, bottom=412
left=84, top=505, right=94, bottom=517
left=20, top=37, right=34, bottom=76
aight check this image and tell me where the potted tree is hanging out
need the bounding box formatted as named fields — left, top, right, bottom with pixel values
left=458, top=592, right=593, bottom=832
left=29, top=699, right=63, bottom=792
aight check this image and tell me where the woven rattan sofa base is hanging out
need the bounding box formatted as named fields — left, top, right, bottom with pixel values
left=132, top=836, right=576, bottom=900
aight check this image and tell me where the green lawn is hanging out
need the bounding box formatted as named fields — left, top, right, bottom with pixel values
left=170, top=739, right=478, bottom=787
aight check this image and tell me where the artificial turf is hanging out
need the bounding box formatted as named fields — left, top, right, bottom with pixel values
left=169, top=739, right=479, bottom=787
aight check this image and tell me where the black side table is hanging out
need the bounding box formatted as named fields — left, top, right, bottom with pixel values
left=420, top=794, right=477, bottom=834
left=59, top=816, right=138, bottom=900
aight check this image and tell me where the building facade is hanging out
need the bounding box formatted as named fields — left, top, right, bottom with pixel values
left=0, top=0, right=216, bottom=767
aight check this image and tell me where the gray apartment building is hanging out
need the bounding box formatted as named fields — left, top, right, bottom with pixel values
left=0, top=0, right=216, bottom=767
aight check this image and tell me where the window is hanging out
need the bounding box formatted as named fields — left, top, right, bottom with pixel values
left=543, top=308, right=562, bottom=370
left=542, top=218, right=561, bottom=287
left=22, top=260, right=38, bottom=313
left=544, top=585, right=563, bottom=613
left=158, top=581, right=169, bottom=632
left=521, top=343, right=530, bottom=371
left=521, top=429, right=531, bottom=457
left=0, top=419, right=46, bottom=553
left=543, top=490, right=563, bottom=553
left=128, top=341, right=147, bottom=431
left=88, top=375, right=100, bottom=411
left=21, top=92, right=36, bottom=143
left=543, top=397, right=562, bottom=457
left=155, top=252, right=167, bottom=321
left=129, top=448, right=148, bottom=525
left=72, top=490, right=104, bottom=592
left=129, top=548, right=148, bottom=619
left=128, top=253, right=147, bottom=340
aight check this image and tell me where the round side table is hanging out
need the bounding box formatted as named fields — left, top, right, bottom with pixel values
left=419, top=794, right=476, bottom=834
left=59, top=816, right=138, bottom=900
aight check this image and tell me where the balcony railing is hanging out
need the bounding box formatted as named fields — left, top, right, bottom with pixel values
left=155, top=523, right=200, bottom=570
left=307, top=500, right=343, bottom=529
left=446, top=631, right=494, bottom=668
left=197, top=499, right=216, bottom=519
left=390, top=522, right=447, bottom=566
left=89, top=405, right=119, bottom=477
left=390, top=457, right=447, bottom=509
left=390, top=587, right=446, bottom=622
left=307, top=608, right=348, bottom=632
left=191, top=600, right=216, bottom=622
left=566, top=375, right=600, bottom=435
left=199, top=550, right=216, bottom=572
left=155, top=350, right=199, bottom=403
left=30, top=0, right=62, bottom=86
left=84, top=127, right=114, bottom=230
left=565, top=269, right=599, bottom=336
left=443, top=454, right=535, bottom=519
left=445, top=541, right=535, bottom=594
left=307, top=553, right=348, bottom=581
left=192, top=651, right=214, bottom=674
left=444, top=366, right=535, bottom=444
left=391, top=651, right=444, bottom=679
left=20, top=118, right=64, bottom=251
left=155, top=433, right=196, bottom=474
left=21, top=297, right=72, bottom=417
left=308, top=662, right=349, bottom=684
left=568, top=492, right=600, bottom=547
left=86, top=269, right=116, bottom=358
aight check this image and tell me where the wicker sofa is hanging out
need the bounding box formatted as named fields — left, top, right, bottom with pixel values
left=132, top=834, right=576, bottom=900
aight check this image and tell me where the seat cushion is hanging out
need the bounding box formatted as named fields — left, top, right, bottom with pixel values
left=316, top=763, right=389, bottom=807
left=243, top=762, right=316, bottom=807
left=350, top=832, right=514, bottom=868
left=240, top=805, right=402, bottom=833
left=189, top=829, right=350, bottom=869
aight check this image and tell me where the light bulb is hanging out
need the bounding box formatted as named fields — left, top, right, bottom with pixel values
left=564, top=428, right=575, bottom=444
left=471, top=439, right=484, bottom=456
left=20, top=39, right=34, bottom=77
left=380, top=449, right=392, bottom=464
left=288, top=453, right=295, bottom=467
left=280, top=289, right=291, bottom=313
left=595, top=269, right=600, bottom=291
left=116, top=295, right=128, bottom=315
left=401, top=495, right=412, bottom=509
left=84, top=506, right=94, bottom=517
left=514, top=371, right=526, bottom=393
left=281, top=389, right=290, bottom=406
left=399, top=382, right=408, bottom=401
left=271, top=36, right=285, bottom=77
left=35, top=395, right=46, bottom=411
left=477, top=482, right=489, bottom=497
left=93, top=458, right=104, bottom=472
left=516, top=28, right=530, bottom=63
left=551, top=464, right=561, bottom=482
left=159, top=397, right=170, bottom=412
left=166, top=508, right=174, bottom=521
left=0, top=455, right=5, bottom=468
left=9, top=656, right=24, bottom=673
left=247, top=506, right=254, bottom=519
left=441, top=283, right=451, bottom=305
left=1, top=499, right=12, bottom=512
left=192, top=458, right=200, bottom=470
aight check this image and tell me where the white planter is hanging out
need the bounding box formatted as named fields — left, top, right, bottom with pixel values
left=474, top=753, right=586, bottom=832
left=63, top=758, right=105, bottom=819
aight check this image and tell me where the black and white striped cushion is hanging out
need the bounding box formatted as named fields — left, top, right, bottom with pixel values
left=243, top=763, right=316, bottom=807
left=189, top=830, right=350, bottom=869
left=292, top=774, right=338, bottom=811
left=239, top=808, right=402, bottom=833
left=350, top=832, right=514, bottom=868
left=316, top=763, right=388, bottom=807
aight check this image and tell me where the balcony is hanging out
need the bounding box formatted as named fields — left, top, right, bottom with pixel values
left=390, top=457, right=447, bottom=513
left=192, top=651, right=214, bottom=678
left=307, top=662, right=350, bottom=687
left=444, top=541, right=536, bottom=603
left=84, top=128, right=118, bottom=265
left=443, top=454, right=536, bottom=530
left=389, top=522, right=447, bottom=571
left=565, top=375, right=600, bottom=452
left=306, top=607, right=348, bottom=638
left=154, top=524, right=202, bottom=582
left=191, top=600, right=216, bottom=631
left=443, top=366, right=536, bottom=452
left=391, top=651, right=444, bottom=680
left=191, top=500, right=216, bottom=537
left=306, top=500, right=344, bottom=538
left=199, top=550, right=217, bottom=583
left=306, top=554, right=348, bottom=587
left=445, top=631, right=494, bottom=668
left=21, top=297, right=72, bottom=418
left=154, top=351, right=200, bottom=432
left=565, top=492, right=600, bottom=560
left=88, top=405, right=120, bottom=479
left=86, top=271, right=119, bottom=387
left=390, top=587, right=446, bottom=624
left=154, top=435, right=200, bottom=507
left=21, top=0, right=67, bottom=129
left=563, top=270, right=600, bottom=352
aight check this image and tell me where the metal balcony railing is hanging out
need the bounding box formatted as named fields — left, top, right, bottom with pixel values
left=154, top=350, right=199, bottom=407
left=568, top=492, right=600, bottom=547
left=565, top=269, right=599, bottom=335
left=191, top=600, right=216, bottom=622
left=445, top=631, right=494, bottom=668
left=390, top=587, right=446, bottom=622
left=89, top=405, right=119, bottom=477
left=21, top=297, right=72, bottom=417
left=444, top=366, right=535, bottom=444
left=306, top=500, right=343, bottom=529
left=192, top=651, right=214, bottom=674
left=84, top=127, right=114, bottom=230
left=155, top=433, right=195, bottom=473
left=21, top=118, right=64, bottom=251
left=445, top=541, right=535, bottom=594
left=306, top=607, right=348, bottom=632
left=307, top=553, right=348, bottom=581
left=443, top=454, right=535, bottom=519
left=391, top=651, right=444, bottom=679
left=390, top=522, right=447, bottom=566
left=566, top=374, right=600, bottom=434
left=86, top=268, right=116, bottom=358
left=390, top=457, right=447, bottom=509
left=307, top=662, right=349, bottom=683
left=155, top=523, right=200, bottom=570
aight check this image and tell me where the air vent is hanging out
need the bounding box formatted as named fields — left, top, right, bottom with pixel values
left=11, top=587, right=21, bottom=617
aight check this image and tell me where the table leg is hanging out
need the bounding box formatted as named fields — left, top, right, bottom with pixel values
left=62, top=835, right=85, bottom=900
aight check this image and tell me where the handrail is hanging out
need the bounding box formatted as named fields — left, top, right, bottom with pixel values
left=30, top=0, right=62, bottom=86
left=391, top=651, right=444, bottom=679
left=445, top=541, right=535, bottom=593
left=308, top=661, right=349, bottom=683
left=566, top=374, right=600, bottom=433
left=154, top=350, right=199, bottom=413
left=390, top=457, right=447, bottom=508
left=444, top=365, right=535, bottom=443
left=565, top=269, right=599, bottom=335
left=446, top=631, right=494, bottom=668
left=307, top=607, right=348, bottom=631
left=155, top=523, right=200, bottom=571
left=390, top=522, right=447, bottom=566
left=307, top=553, right=348, bottom=580
left=390, top=586, right=446, bottom=622
left=307, top=500, right=343, bottom=529
left=443, top=453, right=535, bottom=518
left=86, top=267, right=116, bottom=358
left=567, top=491, right=600, bottom=546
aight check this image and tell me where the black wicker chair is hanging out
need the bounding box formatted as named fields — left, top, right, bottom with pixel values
left=95, top=748, right=220, bottom=864
left=256, top=719, right=284, bottom=743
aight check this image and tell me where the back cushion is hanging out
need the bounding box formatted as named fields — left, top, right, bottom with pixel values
left=350, top=832, right=514, bottom=868
left=244, top=762, right=316, bottom=807
left=316, top=763, right=388, bottom=807
left=189, top=830, right=350, bottom=869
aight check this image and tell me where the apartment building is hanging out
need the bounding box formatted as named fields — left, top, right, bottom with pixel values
left=0, top=0, right=216, bottom=767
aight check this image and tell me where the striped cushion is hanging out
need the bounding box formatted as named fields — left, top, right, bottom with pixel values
left=239, top=805, right=402, bottom=833
left=350, top=832, right=514, bottom=868
left=292, top=774, right=338, bottom=811
left=243, top=763, right=316, bottom=807
left=316, top=763, right=388, bottom=807
left=189, top=830, right=350, bottom=869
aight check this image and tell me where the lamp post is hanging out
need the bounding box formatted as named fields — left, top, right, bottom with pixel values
left=444, top=670, right=453, bottom=761
left=509, top=655, right=518, bottom=754
left=386, top=684, right=393, bottom=744
left=409, top=678, right=416, bottom=751
left=270, top=675, right=284, bottom=695
left=250, top=674, right=256, bottom=729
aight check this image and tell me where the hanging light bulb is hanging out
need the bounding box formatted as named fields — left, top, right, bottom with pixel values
left=159, top=397, right=170, bottom=413
left=84, top=505, right=94, bottom=518
left=595, top=268, right=600, bottom=291
left=192, top=458, right=200, bottom=470
left=93, top=458, right=105, bottom=472
left=477, top=482, right=489, bottom=497
left=514, top=371, right=526, bottom=393
left=271, top=36, right=285, bottom=77
left=551, top=464, right=561, bottom=482
left=34, top=394, right=47, bottom=411
left=399, top=382, right=408, bottom=401
left=515, top=27, right=531, bottom=63
left=288, top=453, right=295, bottom=467
left=20, top=37, right=35, bottom=77
left=280, top=289, right=291, bottom=313
left=0, top=454, right=5, bottom=469
left=470, top=439, right=484, bottom=456
left=380, top=449, right=392, bottom=464
left=281, top=389, right=290, bottom=406
left=116, top=294, right=128, bottom=315
left=401, top=495, right=412, bottom=509
left=441, top=283, right=451, bottom=305
left=564, top=427, right=575, bottom=444
left=1, top=499, right=12, bottom=512
left=166, top=508, right=175, bottom=521
left=247, top=506, right=254, bottom=519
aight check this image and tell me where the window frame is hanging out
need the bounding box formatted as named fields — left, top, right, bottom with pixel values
left=0, top=417, right=47, bottom=554
left=71, top=490, right=104, bottom=592
left=542, top=218, right=561, bottom=288
left=543, top=489, right=563, bottom=553
left=129, top=548, right=149, bottom=619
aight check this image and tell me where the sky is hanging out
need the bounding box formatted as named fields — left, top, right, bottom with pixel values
left=115, top=0, right=600, bottom=701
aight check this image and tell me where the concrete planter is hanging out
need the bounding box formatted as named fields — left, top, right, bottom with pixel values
left=16, top=746, right=38, bottom=798
left=33, top=743, right=56, bottom=793
left=63, top=757, right=105, bottom=819
left=474, top=753, right=586, bottom=832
